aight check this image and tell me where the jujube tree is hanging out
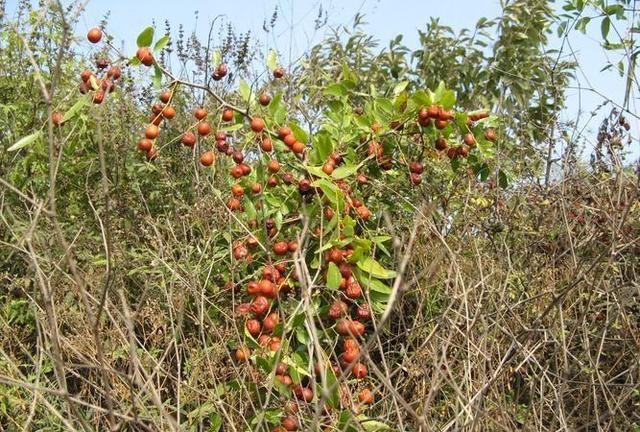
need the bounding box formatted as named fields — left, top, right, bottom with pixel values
left=67, top=23, right=499, bottom=431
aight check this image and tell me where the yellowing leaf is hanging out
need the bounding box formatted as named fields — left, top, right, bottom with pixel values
left=266, top=49, right=278, bottom=72
left=8, top=131, right=42, bottom=152
left=356, top=257, right=396, bottom=279
left=327, top=262, right=341, bottom=290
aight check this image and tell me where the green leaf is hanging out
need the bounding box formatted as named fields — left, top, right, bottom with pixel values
left=8, top=131, right=42, bottom=152
left=605, top=4, right=625, bottom=18
left=290, top=123, right=309, bottom=143
left=61, top=96, right=89, bottom=123
left=290, top=352, right=310, bottom=382
left=266, top=49, right=278, bottom=72
left=371, top=235, right=392, bottom=256
left=275, top=211, right=283, bottom=231
left=498, top=170, right=509, bottom=189
left=312, top=178, right=344, bottom=207
left=327, top=263, right=341, bottom=290
left=576, top=16, right=590, bottom=34
left=601, top=17, right=611, bottom=40
left=152, top=64, right=163, bottom=89
left=356, top=257, right=396, bottom=279
left=433, top=81, right=446, bottom=101
left=342, top=215, right=356, bottom=238
left=324, top=362, right=340, bottom=408
left=244, top=199, right=257, bottom=221
left=411, top=90, right=432, bottom=107
left=331, top=164, right=359, bottom=180
left=311, top=131, right=333, bottom=165
left=296, top=327, right=309, bottom=344
left=475, top=163, right=490, bottom=181
left=355, top=269, right=392, bottom=294
left=324, top=83, right=347, bottom=97
left=210, top=413, right=222, bottom=432
left=439, top=90, right=456, bottom=109
left=153, top=35, right=170, bottom=52
left=239, top=79, right=252, bottom=103
left=337, top=410, right=359, bottom=432
left=136, top=26, right=154, bottom=48
left=306, top=166, right=329, bottom=179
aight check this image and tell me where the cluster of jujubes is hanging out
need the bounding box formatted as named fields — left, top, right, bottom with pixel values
left=91, top=25, right=497, bottom=428
left=77, top=28, right=123, bottom=105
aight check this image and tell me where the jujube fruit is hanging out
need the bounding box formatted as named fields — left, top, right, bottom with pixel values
left=230, top=165, right=244, bottom=178
left=484, top=128, right=497, bottom=142
left=358, top=388, right=374, bottom=404
left=291, top=141, right=305, bottom=154
left=221, top=108, right=234, bottom=122
left=235, top=346, right=251, bottom=362
left=136, top=47, right=153, bottom=66
left=181, top=132, right=196, bottom=147
left=159, top=90, right=172, bottom=103
left=267, top=159, right=281, bottom=173
left=239, top=163, right=251, bottom=175
left=200, top=151, right=215, bottom=166
left=262, top=312, right=279, bottom=331
left=194, top=108, right=207, bottom=120
left=247, top=281, right=260, bottom=295
left=273, top=241, right=289, bottom=256
left=51, top=112, right=63, bottom=126
left=138, top=138, right=153, bottom=152
left=463, top=133, right=476, bottom=146
left=352, top=362, right=367, bottom=379
left=231, top=184, right=244, bottom=197
left=283, top=134, right=297, bottom=147
left=341, top=349, right=359, bottom=365
left=93, top=90, right=105, bottom=104
left=273, top=66, right=285, bottom=78
left=145, top=124, right=159, bottom=139
left=259, top=280, right=277, bottom=298
left=281, top=416, right=298, bottom=431
left=162, top=106, right=176, bottom=119
left=87, top=27, right=102, bottom=43
left=80, top=69, right=93, bottom=82
left=259, top=93, right=271, bottom=106
left=276, top=362, right=289, bottom=375
left=409, top=161, right=423, bottom=174
left=232, top=150, right=244, bottom=164
left=322, top=162, right=335, bottom=175
left=250, top=117, right=265, bottom=133
left=250, top=296, right=269, bottom=316
left=261, top=137, right=273, bottom=152
left=227, top=197, right=241, bottom=211
left=197, top=122, right=211, bottom=136
left=106, top=66, right=121, bottom=80
left=246, top=319, right=261, bottom=336
left=278, top=126, right=292, bottom=139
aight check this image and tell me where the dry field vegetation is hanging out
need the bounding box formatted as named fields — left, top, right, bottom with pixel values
left=0, top=1, right=639, bottom=431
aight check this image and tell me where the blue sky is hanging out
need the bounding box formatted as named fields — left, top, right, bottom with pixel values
left=6, top=0, right=638, bottom=161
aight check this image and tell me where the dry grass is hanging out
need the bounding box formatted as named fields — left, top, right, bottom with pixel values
left=1, top=166, right=638, bottom=431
